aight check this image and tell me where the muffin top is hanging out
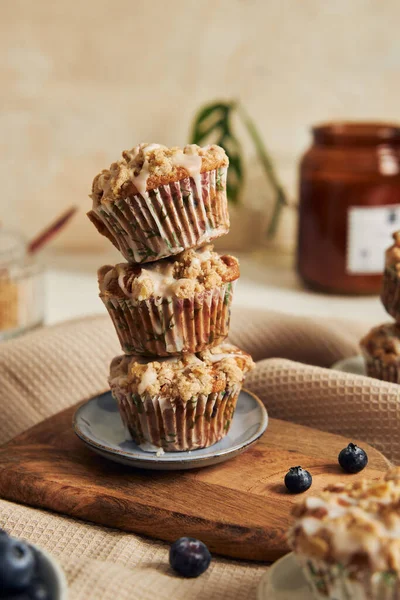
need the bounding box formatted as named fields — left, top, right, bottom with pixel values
left=91, top=143, right=228, bottom=205
left=109, top=343, right=254, bottom=402
left=360, top=322, right=400, bottom=363
left=385, top=231, right=400, bottom=272
left=289, top=469, right=400, bottom=572
left=98, top=245, right=239, bottom=301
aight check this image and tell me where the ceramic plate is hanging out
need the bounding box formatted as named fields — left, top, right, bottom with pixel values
left=331, top=355, right=366, bottom=375
left=73, top=389, right=268, bottom=470
left=31, top=543, right=68, bottom=600
left=257, top=552, right=310, bottom=600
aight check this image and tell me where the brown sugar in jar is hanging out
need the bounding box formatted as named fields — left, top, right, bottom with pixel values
left=297, top=122, right=400, bottom=294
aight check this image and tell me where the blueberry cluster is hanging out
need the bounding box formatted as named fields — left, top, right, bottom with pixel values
left=0, top=530, right=51, bottom=600
left=284, top=443, right=368, bottom=493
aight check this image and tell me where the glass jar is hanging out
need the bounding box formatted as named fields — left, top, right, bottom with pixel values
left=0, top=231, right=45, bottom=340
left=297, top=122, right=400, bottom=294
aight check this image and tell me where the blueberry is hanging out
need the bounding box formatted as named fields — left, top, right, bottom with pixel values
left=338, top=443, right=368, bottom=473
left=284, top=466, right=312, bottom=493
left=169, top=537, right=211, bottom=578
left=0, top=536, right=35, bottom=593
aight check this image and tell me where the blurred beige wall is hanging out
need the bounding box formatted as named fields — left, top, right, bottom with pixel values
left=2, top=0, right=400, bottom=251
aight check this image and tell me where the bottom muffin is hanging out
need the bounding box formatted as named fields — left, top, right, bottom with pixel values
left=108, top=343, right=255, bottom=452
left=360, top=322, right=400, bottom=383
left=289, top=470, right=400, bottom=600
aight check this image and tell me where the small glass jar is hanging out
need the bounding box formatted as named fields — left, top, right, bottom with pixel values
left=0, top=231, right=45, bottom=340
left=297, top=122, right=400, bottom=294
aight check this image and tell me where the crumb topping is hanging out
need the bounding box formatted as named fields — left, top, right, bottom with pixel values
left=91, top=143, right=228, bottom=205
left=98, top=245, right=240, bottom=302
left=385, top=231, right=400, bottom=272
left=360, top=323, right=400, bottom=363
left=289, top=469, right=400, bottom=572
left=108, top=343, right=254, bottom=402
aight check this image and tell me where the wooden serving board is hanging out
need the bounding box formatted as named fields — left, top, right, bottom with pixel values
left=0, top=402, right=390, bottom=562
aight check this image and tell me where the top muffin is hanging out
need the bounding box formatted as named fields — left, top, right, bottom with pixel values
left=87, top=143, right=230, bottom=263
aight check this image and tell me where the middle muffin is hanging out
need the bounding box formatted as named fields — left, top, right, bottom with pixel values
left=99, top=244, right=239, bottom=356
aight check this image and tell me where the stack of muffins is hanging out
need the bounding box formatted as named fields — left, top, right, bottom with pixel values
left=361, top=232, right=400, bottom=383
left=88, top=143, right=254, bottom=452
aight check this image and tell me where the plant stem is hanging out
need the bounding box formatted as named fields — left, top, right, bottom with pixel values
left=236, top=102, right=288, bottom=238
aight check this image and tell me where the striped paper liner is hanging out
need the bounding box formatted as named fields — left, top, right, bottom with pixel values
left=363, top=357, right=400, bottom=384
left=112, top=384, right=241, bottom=452
left=299, top=556, right=400, bottom=600
left=89, top=167, right=229, bottom=263
left=101, top=282, right=234, bottom=356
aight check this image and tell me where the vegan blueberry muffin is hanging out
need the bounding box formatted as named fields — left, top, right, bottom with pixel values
left=98, top=245, right=239, bottom=356
left=289, top=469, right=400, bottom=599
left=360, top=322, right=400, bottom=383
left=88, top=143, right=230, bottom=263
left=108, top=343, right=255, bottom=451
left=381, top=232, right=400, bottom=320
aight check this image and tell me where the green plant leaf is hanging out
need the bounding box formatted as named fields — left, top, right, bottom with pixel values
left=189, top=99, right=288, bottom=229
left=190, top=101, right=244, bottom=204
left=191, top=102, right=233, bottom=145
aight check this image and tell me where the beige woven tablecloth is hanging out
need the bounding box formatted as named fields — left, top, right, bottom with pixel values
left=0, top=307, right=399, bottom=600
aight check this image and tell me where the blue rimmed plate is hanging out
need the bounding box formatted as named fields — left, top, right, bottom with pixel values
left=257, top=552, right=310, bottom=600
left=73, top=389, right=268, bottom=470
left=331, top=355, right=366, bottom=375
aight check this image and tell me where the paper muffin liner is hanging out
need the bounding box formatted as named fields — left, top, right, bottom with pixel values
left=299, top=556, right=400, bottom=600
left=111, top=384, right=241, bottom=452
left=101, top=282, right=234, bottom=356
left=362, top=355, right=400, bottom=383
left=381, top=267, right=400, bottom=321
left=89, top=167, right=229, bottom=263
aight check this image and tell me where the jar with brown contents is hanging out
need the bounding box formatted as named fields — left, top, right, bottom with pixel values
left=298, top=122, right=400, bottom=294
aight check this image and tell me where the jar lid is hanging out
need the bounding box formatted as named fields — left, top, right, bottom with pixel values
left=313, top=122, right=400, bottom=146
left=0, top=230, right=26, bottom=266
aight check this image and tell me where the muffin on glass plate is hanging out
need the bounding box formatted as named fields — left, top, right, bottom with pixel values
left=381, top=231, right=400, bottom=320
left=98, top=245, right=239, bottom=356
left=289, top=469, right=400, bottom=600
left=360, top=322, right=400, bottom=383
left=108, top=343, right=254, bottom=452
left=88, top=143, right=230, bottom=263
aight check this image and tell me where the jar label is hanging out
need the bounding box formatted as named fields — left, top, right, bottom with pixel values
left=347, top=204, right=400, bottom=274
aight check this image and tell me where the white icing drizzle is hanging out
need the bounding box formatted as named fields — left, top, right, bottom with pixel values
left=138, top=365, right=159, bottom=395
left=171, top=145, right=202, bottom=201
left=130, top=143, right=203, bottom=197
left=138, top=441, right=165, bottom=454
left=131, top=143, right=164, bottom=195
left=207, top=352, right=243, bottom=363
